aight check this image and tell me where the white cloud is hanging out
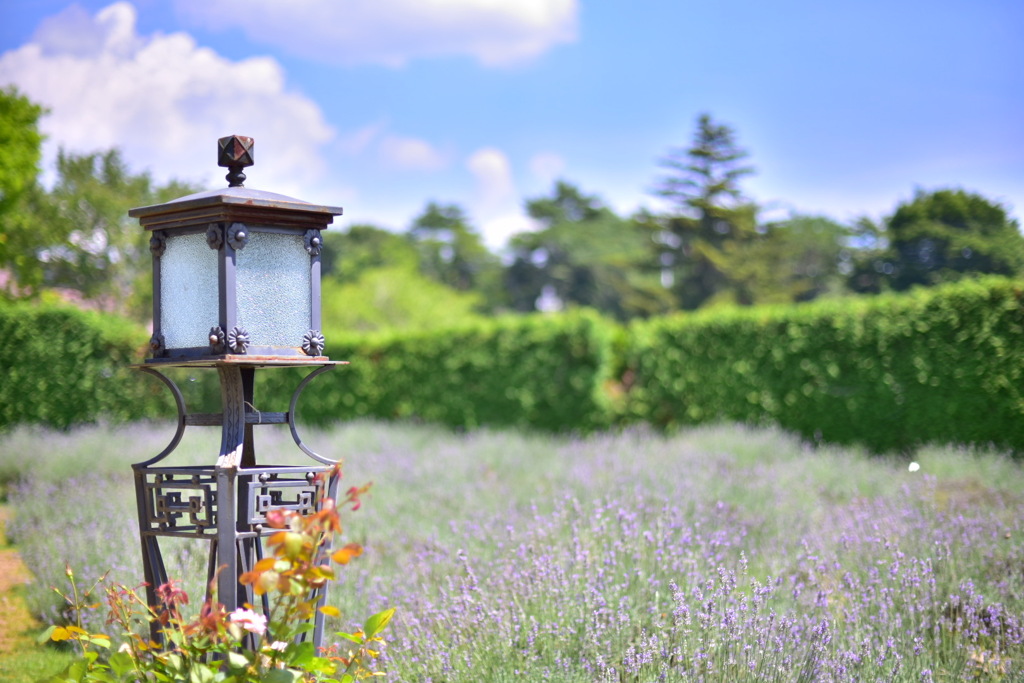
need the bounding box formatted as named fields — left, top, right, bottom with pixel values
left=479, top=211, right=540, bottom=251
left=378, top=135, right=448, bottom=170
left=467, top=147, right=514, bottom=208
left=0, top=2, right=335, bottom=198
left=175, top=0, right=578, bottom=67
left=465, top=147, right=538, bottom=249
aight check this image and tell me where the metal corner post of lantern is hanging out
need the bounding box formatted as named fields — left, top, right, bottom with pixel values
left=127, top=135, right=346, bottom=648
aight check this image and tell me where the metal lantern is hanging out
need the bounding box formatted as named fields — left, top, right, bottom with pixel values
left=130, top=135, right=340, bottom=362
left=128, top=136, right=345, bottom=648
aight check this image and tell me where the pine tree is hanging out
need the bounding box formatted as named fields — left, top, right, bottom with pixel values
left=654, top=113, right=758, bottom=309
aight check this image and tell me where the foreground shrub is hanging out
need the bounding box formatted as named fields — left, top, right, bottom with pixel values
left=41, top=468, right=393, bottom=683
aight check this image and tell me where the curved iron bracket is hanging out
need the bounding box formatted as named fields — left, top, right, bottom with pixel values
left=133, top=367, right=187, bottom=468
left=288, top=364, right=338, bottom=465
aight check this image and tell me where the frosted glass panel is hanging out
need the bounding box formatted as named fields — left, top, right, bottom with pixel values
left=236, top=231, right=311, bottom=347
left=160, top=233, right=219, bottom=349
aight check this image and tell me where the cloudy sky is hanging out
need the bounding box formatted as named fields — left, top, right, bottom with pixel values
left=1, top=0, right=1021, bottom=249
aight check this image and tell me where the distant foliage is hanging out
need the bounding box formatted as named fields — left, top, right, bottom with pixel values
left=0, top=299, right=168, bottom=430
left=625, top=276, right=1024, bottom=452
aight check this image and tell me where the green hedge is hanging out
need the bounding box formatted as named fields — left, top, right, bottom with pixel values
left=9, top=278, right=1024, bottom=453
left=0, top=300, right=171, bottom=430
left=624, top=277, right=1024, bottom=452
left=259, top=311, right=617, bottom=432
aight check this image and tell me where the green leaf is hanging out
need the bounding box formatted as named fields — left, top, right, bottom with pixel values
left=37, top=624, right=58, bottom=644
left=226, top=651, right=250, bottom=670
left=166, top=653, right=184, bottom=673
left=286, top=641, right=315, bottom=667
left=108, top=651, right=135, bottom=675
left=261, top=669, right=301, bottom=683
left=363, top=607, right=396, bottom=638
left=334, top=631, right=362, bottom=644
left=67, top=661, right=88, bottom=680
left=189, top=664, right=217, bottom=683
left=88, top=634, right=111, bottom=648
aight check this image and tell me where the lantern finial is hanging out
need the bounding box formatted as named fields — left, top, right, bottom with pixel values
left=218, top=135, right=254, bottom=187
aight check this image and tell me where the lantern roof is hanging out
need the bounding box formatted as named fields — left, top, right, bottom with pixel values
left=129, top=135, right=342, bottom=231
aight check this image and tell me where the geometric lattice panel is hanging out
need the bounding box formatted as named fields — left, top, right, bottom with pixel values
left=245, top=470, right=326, bottom=526
left=140, top=468, right=218, bottom=537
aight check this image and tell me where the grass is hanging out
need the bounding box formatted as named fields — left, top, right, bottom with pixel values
left=2, top=420, right=1024, bottom=680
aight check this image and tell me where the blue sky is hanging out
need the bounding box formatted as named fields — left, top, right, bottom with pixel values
left=1, top=0, right=1021, bottom=250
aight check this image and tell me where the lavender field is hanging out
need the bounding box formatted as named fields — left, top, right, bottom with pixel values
left=3, top=421, right=1024, bottom=681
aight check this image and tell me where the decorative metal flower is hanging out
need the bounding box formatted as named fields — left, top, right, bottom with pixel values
left=304, top=229, right=323, bottom=256
left=302, top=330, right=325, bottom=356
left=206, top=223, right=224, bottom=250
left=227, top=223, right=249, bottom=250
left=209, top=326, right=226, bottom=353
left=227, top=326, right=250, bottom=354
left=149, top=232, right=166, bottom=257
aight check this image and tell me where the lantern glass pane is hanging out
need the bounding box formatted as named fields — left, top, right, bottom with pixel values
left=236, top=231, right=311, bottom=347
left=160, top=232, right=219, bottom=349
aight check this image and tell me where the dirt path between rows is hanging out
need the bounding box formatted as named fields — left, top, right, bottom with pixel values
left=0, top=506, right=41, bottom=655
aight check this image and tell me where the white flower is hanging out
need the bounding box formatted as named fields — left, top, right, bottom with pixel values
left=269, top=640, right=288, bottom=652
left=908, top=462, right=920, bottom=473
left=229, top=608, right=268, bottom=635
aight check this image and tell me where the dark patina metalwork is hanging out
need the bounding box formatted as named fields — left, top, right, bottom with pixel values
left=218, top=134, right=254, bottom=187
left=302, top=330, right=326, bottom=356
left=129, top=137, right=347, bottom=650
left=130, top=135, right=343, bottom=362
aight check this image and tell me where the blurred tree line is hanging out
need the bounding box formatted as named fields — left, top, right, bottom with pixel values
left=3, top=86, right=1023, bottom=331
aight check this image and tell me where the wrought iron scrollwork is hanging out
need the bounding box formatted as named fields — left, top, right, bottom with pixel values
left=288, top=365, right=339, bottom=465
left=133, top=368, right=187, bottom=468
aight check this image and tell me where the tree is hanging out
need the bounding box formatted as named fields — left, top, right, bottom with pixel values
left=0, top=87, right=44, bottom=216
left=654, top=113, right=759, bottom=309
left=321, top=265, right=483, bottom=334
left=884, top=188, right=1024, bottom=290
left=730, top=214, right=853, bottom=304
left=407, top=202, right=502, bottom=309
left=6, top=148, right=197, bottom=318
left=0, top=87, right=46, bottom=295
left=505, top=181, right=673, bottom=320
left=321, top=223, right=419, bottom=283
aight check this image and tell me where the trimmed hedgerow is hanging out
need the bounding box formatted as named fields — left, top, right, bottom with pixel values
left=623, top=277, right=1024, bottom=452
left=8, top=278, right=1024, bottom=453
left=259, top=311, right=618, bottom=432
left=0, top=300, right=171, bottom=430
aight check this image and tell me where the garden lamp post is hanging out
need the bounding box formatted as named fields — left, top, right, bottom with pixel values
left=128, top=135, right=344, bottom=646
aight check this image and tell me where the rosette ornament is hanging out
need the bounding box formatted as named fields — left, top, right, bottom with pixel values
left=302, top=330, right=325, bottom=356
left=227, top=326, right=250, bottom=354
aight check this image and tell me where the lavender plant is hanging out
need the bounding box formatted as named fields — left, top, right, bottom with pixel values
left=6, top=422, right=1024, bottom=681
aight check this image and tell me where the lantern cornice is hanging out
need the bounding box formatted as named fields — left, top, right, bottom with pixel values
left=130, top=186, right=343, bottom=232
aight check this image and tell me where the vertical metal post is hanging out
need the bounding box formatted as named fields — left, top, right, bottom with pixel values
left=216, top=365, right=246, bottom=614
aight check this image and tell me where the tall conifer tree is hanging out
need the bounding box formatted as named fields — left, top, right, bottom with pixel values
left=655, top=113, right=758, bottom=309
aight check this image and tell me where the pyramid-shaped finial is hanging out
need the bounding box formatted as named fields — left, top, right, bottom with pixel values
left=218, top=135, right=254, bottom=187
